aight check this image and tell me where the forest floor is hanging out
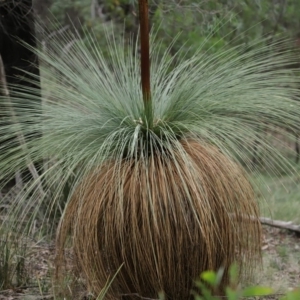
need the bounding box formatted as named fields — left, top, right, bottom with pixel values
left=1, top=164, right=300, bottom=299
left=255, top=226, right=300, bottom=296
left=0, top=225, right=299, bottom=300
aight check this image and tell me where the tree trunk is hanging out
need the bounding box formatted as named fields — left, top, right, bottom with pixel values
left=0, top=0, right=39, bottom=88
left=0, top=0, right=40, bottom=188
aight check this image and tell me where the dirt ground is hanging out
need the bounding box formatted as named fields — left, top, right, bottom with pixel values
left=0, top=226, right=299, bottom=300
left=255, top=226, right=300, bottom=295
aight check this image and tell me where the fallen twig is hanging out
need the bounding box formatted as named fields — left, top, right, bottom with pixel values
left=260, top=217, right=300, bottom=234
left=231, top=213, right=300, bottom=234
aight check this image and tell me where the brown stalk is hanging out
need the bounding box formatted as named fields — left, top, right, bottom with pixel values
left=139, top=0, right=151, bottom=105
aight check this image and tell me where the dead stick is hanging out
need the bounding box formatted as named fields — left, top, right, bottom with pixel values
left=231, top=213, right=300, bottom=234
left=260, top=217, right=300, bottom=234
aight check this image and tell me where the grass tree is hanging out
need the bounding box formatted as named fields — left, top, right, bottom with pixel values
left=1, top=0, right=300, bottom=299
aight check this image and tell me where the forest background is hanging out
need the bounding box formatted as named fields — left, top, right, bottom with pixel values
left=1, top=0, right=300, bottom=299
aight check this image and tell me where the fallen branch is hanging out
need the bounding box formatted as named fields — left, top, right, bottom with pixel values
left=230, top=213, right=300, bottom=234
left=260, top=217, right=300, bottom=234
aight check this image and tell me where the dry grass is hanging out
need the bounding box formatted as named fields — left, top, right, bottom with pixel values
left=56, top=139, right=261, bottom=299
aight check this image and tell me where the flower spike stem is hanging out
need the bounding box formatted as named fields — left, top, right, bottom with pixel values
left=138, top=0, right=153, bottom=127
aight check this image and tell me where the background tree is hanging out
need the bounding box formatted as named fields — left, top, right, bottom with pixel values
left=32, top=0, right=300, bottom=56
left=0, top=0, right=39, bottom=94
left=0, top=0, right=40, bottom=188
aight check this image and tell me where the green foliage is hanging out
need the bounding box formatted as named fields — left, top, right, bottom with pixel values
left=193, top=266, right=300, bottom=300
left=255, top=170, right=300, bottom=224
left=281, top=288, right=300, bottom=300
left=37, top=0, right=300, bottom=57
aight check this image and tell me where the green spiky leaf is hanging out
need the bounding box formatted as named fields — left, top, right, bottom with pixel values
left=242, top=286, right=273, bottom=297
